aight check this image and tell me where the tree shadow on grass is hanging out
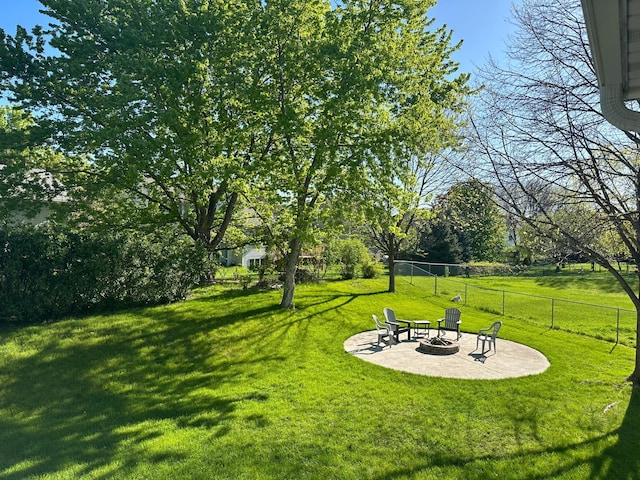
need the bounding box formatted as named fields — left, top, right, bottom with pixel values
left=532, top=272, right=636, bottom=295
left=362, top=434, right=617, bottom=479
left=0, top=298, right=284, bottom=479
left=588, top=387, right=640, bottom=479
left=0, top=285, right=391, bottom=478
left=363, top=388, right=640, bottom=480
left=290, top=289, right=388, bottom=319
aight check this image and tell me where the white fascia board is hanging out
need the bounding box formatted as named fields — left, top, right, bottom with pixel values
left=582, top=0, right=640, bottom=131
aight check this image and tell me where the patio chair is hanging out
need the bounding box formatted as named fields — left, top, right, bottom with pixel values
left=372, top=314, right=391, bottom=346
left=476, top=321, right=502, bottom=353
left=383, top=307, right=411, bottom=342
left=437, top=308, right=462, bottom=340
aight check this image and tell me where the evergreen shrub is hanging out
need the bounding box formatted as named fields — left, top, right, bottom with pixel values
left=0, top=224, right=208, bottom=323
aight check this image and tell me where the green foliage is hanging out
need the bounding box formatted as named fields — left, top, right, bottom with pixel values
left=241, top=0, right=470, bottom=305
left=335, top=238, right=369, bottom=280
left=0, top=1, right=268, bottom=250
left=1, top=0, right=470, bottom=308
left=331, top=237, right=383, bottom=279
left=417, top=211, right=463, bottom=263
left=0, top=107, right=69, bottom=224
left=0, top=224, right=209, bottom=322
left=437, top=179, right=507, bottom=262
left=360, top=257, right=384, bottom=279
left=0, top=0, right=472, bottom=309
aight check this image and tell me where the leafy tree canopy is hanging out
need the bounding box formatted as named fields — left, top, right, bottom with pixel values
left=1, top=0, right=275, bottom=247
left=436, top=179, right=506, bottom=262
left=0, top=106, right=69, bottom=224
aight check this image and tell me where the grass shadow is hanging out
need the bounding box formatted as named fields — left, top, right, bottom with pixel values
left=530, top=271, right=636, bottom=295
left=589, top=387, right=640, bottom=479
left=0, top=291, right=286, bottom=478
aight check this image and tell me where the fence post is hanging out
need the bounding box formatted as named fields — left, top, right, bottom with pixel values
left=434, top=276, right=438, bottom=296
left=464, top=283, right=468, bottom=306
left=551, top=298, right=555, bottom=329
left=410, top=262, right=413, bottom=285
left=616, top=308, right=620, bottom=345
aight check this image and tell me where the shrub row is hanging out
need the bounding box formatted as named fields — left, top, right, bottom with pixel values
left=0, top=225, right=209, bottom=323
left=463, top=262, right=530, bottom=277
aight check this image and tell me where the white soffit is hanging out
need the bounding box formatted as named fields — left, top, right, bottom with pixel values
left=626, top=0, right=640, bottom=99
left=581, top=0, right=640, bottom=131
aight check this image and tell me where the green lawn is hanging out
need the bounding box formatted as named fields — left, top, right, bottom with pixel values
left=0, top=277, right=638, bottom=479
left=397, top=270, right=639, bottom=347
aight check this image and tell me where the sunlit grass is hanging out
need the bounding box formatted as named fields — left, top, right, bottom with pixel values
left=398, top=270, right=638, bottom=347
left=0, top=277, right=638, bottom=479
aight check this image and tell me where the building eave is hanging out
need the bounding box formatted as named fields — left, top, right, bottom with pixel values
left=581, top=0, right=640, bottom=132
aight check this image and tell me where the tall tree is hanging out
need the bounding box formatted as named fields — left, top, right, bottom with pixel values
left=436, top=179, right=506, bottom=262
left=248, top=0, right=470, bottom=306
left=417, top=211, right=463, bottom=263
left=468, top=0, right=640, bottom=386
left=0, top=0, right=272, bottom=249
left=367, top=154, right=458, bottom=292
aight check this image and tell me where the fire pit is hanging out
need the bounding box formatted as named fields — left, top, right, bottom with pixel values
left=417, top=336, right=459, bottom=355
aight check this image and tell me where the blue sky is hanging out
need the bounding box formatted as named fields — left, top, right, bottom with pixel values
left=431, top=0, right=518, bottom=76
left=0, top=0, right=50, bottom=32
left=0, top=0, right=518, bottom=77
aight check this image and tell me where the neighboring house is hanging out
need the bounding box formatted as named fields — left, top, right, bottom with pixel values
left=220, top=245, right=267, bottom=269
left=10, top=204, right=54, bottom=225
left=218, top=206, right=269, bottom=268
left=3, top=169, right=67, bottom=226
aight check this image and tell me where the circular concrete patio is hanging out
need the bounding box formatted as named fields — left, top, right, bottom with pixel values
left=344, top=330, right=550, bottom=380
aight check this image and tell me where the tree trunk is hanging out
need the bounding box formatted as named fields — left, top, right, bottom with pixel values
left=631, top=178, right=640, bottom=388
left=630, top=307, right=640, bottom=387
left=280, top=237, right=302, bottom=309
left=387, top=234, right=396, bottom=293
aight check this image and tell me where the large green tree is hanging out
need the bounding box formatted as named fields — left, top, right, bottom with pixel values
left=246, top=0, right=469, bottom=306
left=1, top=0, right=271, bottom=248
left=417, top=211, right=462, bottom=263
left=1, top=0, right=469, bottom=309
left=436, top=179, right=506, bottom=262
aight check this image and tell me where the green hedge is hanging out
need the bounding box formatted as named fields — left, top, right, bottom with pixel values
left=0, top=225, right=209, bottom=323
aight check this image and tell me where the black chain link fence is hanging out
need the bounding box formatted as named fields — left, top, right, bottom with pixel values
left=394, top=260, right=636, bottom=347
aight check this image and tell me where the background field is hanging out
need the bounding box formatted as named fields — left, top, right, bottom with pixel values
left=0, top=276, right=638, bottom=479
left=395, top=266, right=638, bottom=347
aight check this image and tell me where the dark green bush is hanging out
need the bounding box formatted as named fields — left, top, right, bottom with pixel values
left=336, top=238, right=369, bottom=280
left=0, top=225, right=209, bottom=323
left=361, top=258, right=383, bottom=279
left=464, top=262, right=529, bottom=277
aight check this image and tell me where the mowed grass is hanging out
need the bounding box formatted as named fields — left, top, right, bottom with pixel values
left=400, top=270, right=639, bottom=347
left=0, top=277, right=638, bottom=479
